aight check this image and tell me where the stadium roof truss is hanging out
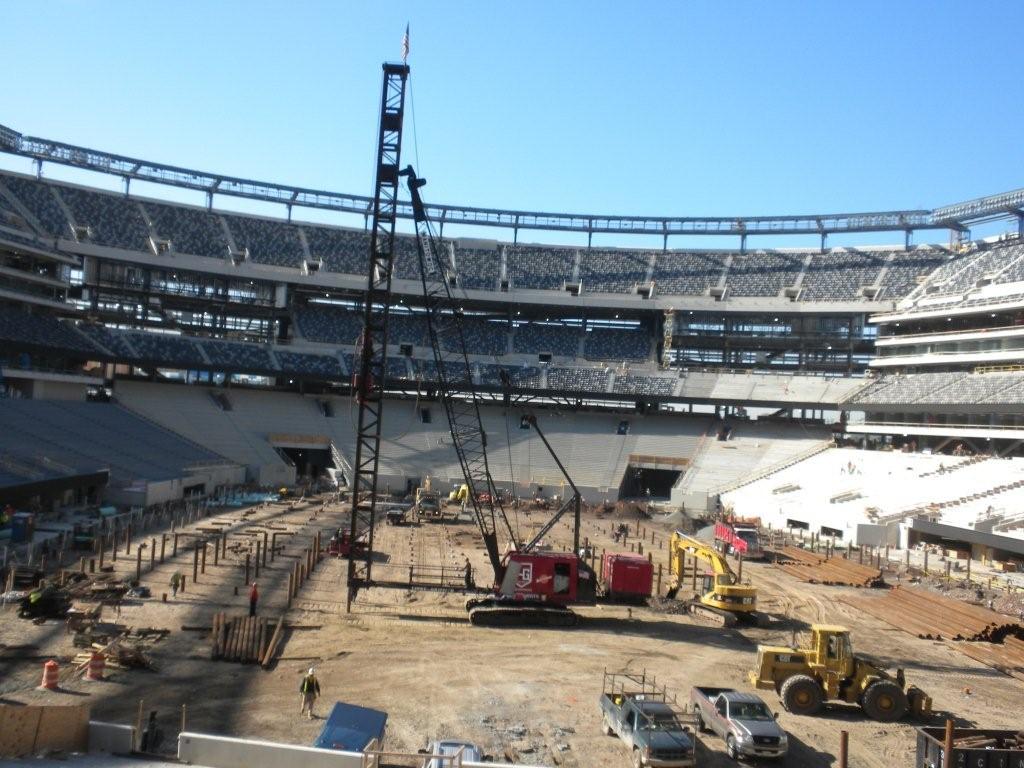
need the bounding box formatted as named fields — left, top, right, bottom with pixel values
left=2, top=122, right=1023, bottom=245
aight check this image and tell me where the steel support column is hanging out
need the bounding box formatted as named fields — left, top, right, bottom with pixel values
left=347, top=62, right=409, bottom=610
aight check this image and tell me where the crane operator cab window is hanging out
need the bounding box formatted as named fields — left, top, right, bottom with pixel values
left=554, top=562, right=571, bottom=595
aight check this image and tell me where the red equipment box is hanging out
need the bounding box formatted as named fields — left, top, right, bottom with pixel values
left=601, top=553, right=653, bottom=598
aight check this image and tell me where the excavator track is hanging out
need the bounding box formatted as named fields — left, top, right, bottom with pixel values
left=686, top=602, right=768, bottom=628
left=686, top=601, right=738, bottom=628
left=468, top=604, right=578, bottom=628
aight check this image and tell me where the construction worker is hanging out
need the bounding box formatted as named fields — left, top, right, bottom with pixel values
left=169, top=572, right=182, bottom=598
left=300, top=667, right=321, bottom=719
left=249, top=582, right=259, bottom=617
left=29, top=580, right=50, bottom=604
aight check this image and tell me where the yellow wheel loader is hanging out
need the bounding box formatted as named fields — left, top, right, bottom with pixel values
left=748, top=624, right=932, bottom=722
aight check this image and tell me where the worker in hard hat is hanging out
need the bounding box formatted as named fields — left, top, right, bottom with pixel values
left=300, top=667, right=321, bottom=719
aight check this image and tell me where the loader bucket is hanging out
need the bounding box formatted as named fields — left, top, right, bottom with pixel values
left=908, top=686, right=932, bottom=718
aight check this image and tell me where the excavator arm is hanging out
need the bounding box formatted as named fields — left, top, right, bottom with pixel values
left=671, top=532, right=739, bottom=581
left=668, top=531, right=758, bottom=625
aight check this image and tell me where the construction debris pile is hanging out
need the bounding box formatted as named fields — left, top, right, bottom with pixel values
left=772, top=546, right=884, bottom=587
left=951, top=731, right=1024, bottom=750
left=846, top=587, right=1024, bottom=682
left=71, top=636, right=158, bottom=673
left=64, top=572, right=131, bottom=603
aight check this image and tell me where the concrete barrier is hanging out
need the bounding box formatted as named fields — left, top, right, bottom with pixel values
left=178, top=732, right=362, bottom=768
left=176, top=731, right=549, bottom=768
left=88, top=721, right=135, bottom=754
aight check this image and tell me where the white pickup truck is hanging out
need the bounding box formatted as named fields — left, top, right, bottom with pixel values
left=690, top=687, right=787, bottom=761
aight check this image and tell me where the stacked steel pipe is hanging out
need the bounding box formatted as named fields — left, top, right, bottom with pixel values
left=845, top=587, right=1024, bottom=682
left=773, top=546, right=884, bottom=587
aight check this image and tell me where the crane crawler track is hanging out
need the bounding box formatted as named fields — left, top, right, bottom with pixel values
left=468, top=602, right=578, bottom=628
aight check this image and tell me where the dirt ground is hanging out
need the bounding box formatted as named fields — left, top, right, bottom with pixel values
left=2, top=495, right=1022, bottom=767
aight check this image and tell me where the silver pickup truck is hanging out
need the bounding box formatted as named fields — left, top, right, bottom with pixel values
left=690, top=687, right=787, bottom=761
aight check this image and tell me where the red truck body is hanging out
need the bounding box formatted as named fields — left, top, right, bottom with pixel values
left=326, top=530, right=367, bottom=558
left=714, top=520, right=764, bottom=559
left=600, top=553, right=654, bottom=599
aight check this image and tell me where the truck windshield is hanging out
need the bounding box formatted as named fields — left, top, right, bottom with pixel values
left=737, top=531, right=759, bottom=546
left=643, top=713, right=683, bottom=731
left=734, top=703, right=772, bottom=721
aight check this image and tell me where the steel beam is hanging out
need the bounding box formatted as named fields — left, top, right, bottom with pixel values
left=2, top=120, right=1022, bottom=239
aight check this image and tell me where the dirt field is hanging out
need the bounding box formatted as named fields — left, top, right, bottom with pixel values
left=2, top=495, right=1022, bottom=767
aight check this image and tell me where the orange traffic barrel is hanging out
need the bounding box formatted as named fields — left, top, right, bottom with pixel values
left=40, top=660, right=59, bottom=690
left=86, top=651, right=105, bottom=681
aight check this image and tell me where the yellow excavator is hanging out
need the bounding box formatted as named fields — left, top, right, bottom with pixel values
left=446, top=483, right=469, bottom=507
left=666, top=531, right=760, bottom=627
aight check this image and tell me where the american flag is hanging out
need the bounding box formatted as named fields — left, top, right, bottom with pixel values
left=402, top=24, right=410, bottom=62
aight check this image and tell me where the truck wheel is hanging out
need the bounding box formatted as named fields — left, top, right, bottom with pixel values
left=726, top=734, right=739, bottom=760
left=780, top=674, right=824, bottom=716
left=632, top=748, right=644, bottom=768
left=861, top=680, right=908, bottom=722
left=603, top=716, right=614, bottom=736
left=695, top=713, right=706, bottom=732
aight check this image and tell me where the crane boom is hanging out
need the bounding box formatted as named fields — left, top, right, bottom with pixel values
left=519, top=415, right=582, bottom=555
left=401, top=165, right=516, bottom=580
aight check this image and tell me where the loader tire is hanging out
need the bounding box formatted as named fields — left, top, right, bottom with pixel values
left=780, top=674, right=824, bottom=716
left=861, top=680, right=908, bottom=722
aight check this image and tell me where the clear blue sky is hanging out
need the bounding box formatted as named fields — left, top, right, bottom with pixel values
left=2, top=1, right=1022, bottom=248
